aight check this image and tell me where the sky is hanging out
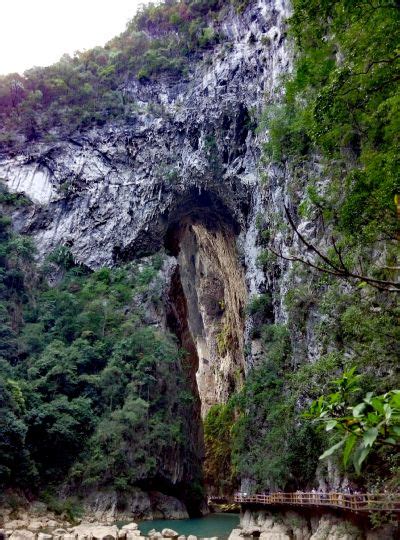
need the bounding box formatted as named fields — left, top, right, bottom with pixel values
left=0, top=0, right=146, bottom=75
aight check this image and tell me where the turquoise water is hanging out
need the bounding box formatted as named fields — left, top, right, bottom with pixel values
left=138, top=513, right=239, bottom=539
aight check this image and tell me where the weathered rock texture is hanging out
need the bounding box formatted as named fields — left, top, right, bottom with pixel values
left=230, top=508, right=398, bottom=540
left=80, top=490, right=189, bottom=523
left=0, top=0, right=372, bottom=529
left=167, top=219, right=247, bottom=415
left=0, top=0, right=290, bottom=416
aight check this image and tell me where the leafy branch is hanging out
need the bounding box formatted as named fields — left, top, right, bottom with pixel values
left=305, top=368, right=400, bottom=473
left=267, top=207, right=400, bottom=292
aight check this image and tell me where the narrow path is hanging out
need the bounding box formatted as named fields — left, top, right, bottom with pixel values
left=234, top=492, right=400, bottom=513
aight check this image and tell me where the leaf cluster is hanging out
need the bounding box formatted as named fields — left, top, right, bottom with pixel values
left=307, top=368, right=400, bottom=473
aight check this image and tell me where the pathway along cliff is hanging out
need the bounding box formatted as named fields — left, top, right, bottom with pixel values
left=0, top=0, right=399, bottom=539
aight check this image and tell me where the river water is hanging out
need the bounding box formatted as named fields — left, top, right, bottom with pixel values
left=138, top=513, right=239, bottom=539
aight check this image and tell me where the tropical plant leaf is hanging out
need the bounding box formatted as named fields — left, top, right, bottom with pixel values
left=363, top=427, right=378, bottom=448
left=353, top=445, right=370, bottom=474
left=325, top=420, right=338, bottom=431
left=319, top=439, right=345, bottom=460
left=352, top=403, right=365, bottom=418
left=343, top=433, right=357, bottom=468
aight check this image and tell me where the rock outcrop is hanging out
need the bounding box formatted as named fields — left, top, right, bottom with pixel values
left=80, top=490, right=189, bottom=522
left=0, top=0, right=291, bottom=420
left=231, top=508, right=398, bottom=540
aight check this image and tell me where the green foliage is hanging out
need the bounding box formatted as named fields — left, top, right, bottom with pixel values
left=263, top=0, right=399, bottom=247
left=0, top=203, right=201, bottom=497
left=0, top=183, right=30, bottom=207
left=230, top=323, right=323, bottom=490
left=204, top=133, right=223, bottom=176
left=203, top=402, right=236, bottom=495
left=40, top=492, right=83, bottom=522
left=252, top=0, right=400, bottom=491
left=216, top=322, right=231, bottom=356
left=306, top=368, right=400, bottom=474
left=0, top=0, right=255, bottom=148
left=246, top=293, right=271, bottom=316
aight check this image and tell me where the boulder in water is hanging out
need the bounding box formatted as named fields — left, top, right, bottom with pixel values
left=121, top=525, right=138, bottom=532
left=126, top=532, right=144, bottom=540
left=161, top=530, right=178, bottom=539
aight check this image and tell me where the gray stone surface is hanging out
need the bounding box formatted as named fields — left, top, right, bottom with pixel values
left=161, top=530, right=178, bottom=539
left=9, top=531, right=36, bottom=540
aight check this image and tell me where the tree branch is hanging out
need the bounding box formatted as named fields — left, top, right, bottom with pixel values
left=267, top=207, right=400, bottom=292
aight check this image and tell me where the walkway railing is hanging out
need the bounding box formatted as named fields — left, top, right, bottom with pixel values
left=234, top=492, right=400, bottom=513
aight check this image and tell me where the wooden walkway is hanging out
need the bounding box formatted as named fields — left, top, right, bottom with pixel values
left=234, top=492, right=400, bottom=513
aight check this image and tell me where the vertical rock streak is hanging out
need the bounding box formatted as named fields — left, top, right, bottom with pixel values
left=175, top=220, right=247, bottom=417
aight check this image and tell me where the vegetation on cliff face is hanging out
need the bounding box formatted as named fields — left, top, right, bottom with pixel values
left=0, top=194, right=202, bottom=507
left=203, top=403, right=236, bottom=496
left=231, top=0, right=400, bottom=491
left=205, top=0, right=399, bottom=495
left=307, top=368, right=400, bottom=475
left=265, top=0, right=399, bottom=266
left=0, top=0, right=399, bottom=506
left=0, top=0, right=252, bottom=151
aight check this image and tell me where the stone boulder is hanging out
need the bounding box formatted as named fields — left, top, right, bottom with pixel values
left=260, top=530, right=291, bottom=540
left=46, top=522, right=60, bottom=529
left=148, top=532, right=162, bottom=540
left=177, top=536, right=186, bottom=540
left=38, top=534, right=52, bottom=540
left=161, top=530, right=178, bottom=539
left=27, top=522, right=43, bottom=532
left=71, top=525, right=119, bottom=540
left=126, top=534, right=144, bottom=540
left=187, top=536, right=197, bottom=540
left=227, top=530, right=243, bottom=540
left=120, top=526, right=138, bottom=532
left=9, top=530, right=36, bottom=540
left=4, top=521, right=29, bottom=530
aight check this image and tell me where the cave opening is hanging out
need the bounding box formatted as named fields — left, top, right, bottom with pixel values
left=164, top=189, right=248, bottom=502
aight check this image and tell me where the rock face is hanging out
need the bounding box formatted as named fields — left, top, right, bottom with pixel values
left=0, top=0, right=383, bottom=532
left=233, top=508, right=398, bottom=540
left=81, top=489, right=189, bottom=522
left=0, top=0, right=290, bottom=417
left=167, top=219, right=247, bottom=415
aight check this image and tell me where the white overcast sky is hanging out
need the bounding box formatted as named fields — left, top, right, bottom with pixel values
left=0, top=0, right=147, bottom=75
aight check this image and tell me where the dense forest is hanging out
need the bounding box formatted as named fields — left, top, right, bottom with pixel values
left=0, top=187, right=204, bottom=513
left=0, top=0, right=399, bottom=524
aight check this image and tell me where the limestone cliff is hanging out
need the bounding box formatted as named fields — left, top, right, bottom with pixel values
left=0, top=0, right=291, bottom=417
left=1, top=0, right=394, bottom=531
